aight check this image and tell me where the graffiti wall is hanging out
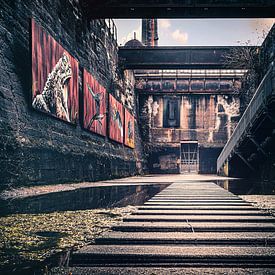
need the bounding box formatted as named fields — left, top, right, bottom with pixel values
left=31, top=19, right=79, bottom=123
left=83, top=69, right=107, bottom=136
left=124, top=109, right=135, bottom=148
left=109, top=94, right=124, bottom=143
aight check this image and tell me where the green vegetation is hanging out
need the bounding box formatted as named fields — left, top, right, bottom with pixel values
left=0, top=206, right=136, bottom=273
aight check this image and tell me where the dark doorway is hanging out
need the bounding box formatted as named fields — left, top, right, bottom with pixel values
left=180, top=141, right=199, bottom=173
left=163, top=97, right=180, bottom=128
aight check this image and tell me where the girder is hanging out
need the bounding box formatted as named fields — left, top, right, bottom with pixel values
left=118, top=46, right=252, bottom=70
left=82, top=1, right=275, bottom=18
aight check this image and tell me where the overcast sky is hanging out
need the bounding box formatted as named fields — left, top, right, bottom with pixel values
left=113, top=19, right=275, bottom=46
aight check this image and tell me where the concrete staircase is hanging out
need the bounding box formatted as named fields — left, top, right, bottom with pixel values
left=70, top=181, right=275, bottom=274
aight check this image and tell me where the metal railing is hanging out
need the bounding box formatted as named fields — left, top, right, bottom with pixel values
left=217, top=62, right=275, bottom=172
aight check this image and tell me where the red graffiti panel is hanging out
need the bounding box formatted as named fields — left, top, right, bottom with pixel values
left=109, top=94, right=124, bottom=144
left=124, top=109, right=135, bottom=148
left=83, top=69, right=107, bottom=136
left=31, top=19, right=79, bottom=123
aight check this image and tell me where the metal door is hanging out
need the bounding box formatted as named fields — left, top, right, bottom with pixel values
left=180, top=141, right=199, bottom=173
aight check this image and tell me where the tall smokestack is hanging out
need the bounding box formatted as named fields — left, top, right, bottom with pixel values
left=142, top=19, right=158, bottom=47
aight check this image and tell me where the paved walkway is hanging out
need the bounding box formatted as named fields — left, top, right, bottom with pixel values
left=70, top=178, right=275, bottom=274
left=1, top=174, right=235, bottom=199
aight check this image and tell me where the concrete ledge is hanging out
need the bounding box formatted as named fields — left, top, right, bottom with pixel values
left=123, top=215, right=275, bottom=223
left=96, top=232, right=275, bottom=246
left=72, top=245, right=275, bottom=267
left=112, top=222, right=275, bottom=232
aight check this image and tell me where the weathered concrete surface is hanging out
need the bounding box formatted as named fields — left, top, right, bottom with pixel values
left=51, top=267, right=275, bottom=275
left=70, top=177, right=275, bottom=270
left=123, top=215, right=275, bottom=223
left=1, top=174, right=234, bottom=199
left=139, top=205, right=256, bottom=210
left=112, top=222, right=275, bottom=232
left=134, top=210, right=266, bottom=216
left=96, top=232, right=275, bottom=245
left=73, top=245, right=275, bottom=266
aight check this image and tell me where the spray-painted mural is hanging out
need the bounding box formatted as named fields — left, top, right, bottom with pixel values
left=124, top=109, right=135, bottom=148
left=109, top=94, right=124, bottom=143
left=83, top=69, right=107, bottom=136
left=31, top=19, right=79, bottom=123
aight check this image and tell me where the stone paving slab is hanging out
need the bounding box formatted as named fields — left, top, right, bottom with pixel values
left=146, top=201, right=250, bottom=205
left=139, top=205, right=257, bottom=210
left=134, top=210, right=266, bottom=216
left=152, top=197, right=242, bottom=200
left=149, top=198, right=244, bottom=202
left=75, top=245, right=275, bottom=256
left=144, top=200, right=251, bottom=206
left=72, top=245, right=275, bottom=267
left=123, top=215, right=275, bottom=223
left=56, top=267, right=275, bottom=274
left=112, top=222, right=275, bottom=232
left=95, top=232, right=275, bottom=245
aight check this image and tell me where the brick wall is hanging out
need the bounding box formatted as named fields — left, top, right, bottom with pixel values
left=0, top=0, right=144, bottom=190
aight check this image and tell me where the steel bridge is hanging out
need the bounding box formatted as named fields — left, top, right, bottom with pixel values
left=82, top=0, right=275, bottom=18
left=118, top=46, right=252, bottom=70
left=217, top=63, right=275, bottom=176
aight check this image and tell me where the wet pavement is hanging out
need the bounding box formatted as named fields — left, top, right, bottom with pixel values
left=1, top=174, right=275, bottom=274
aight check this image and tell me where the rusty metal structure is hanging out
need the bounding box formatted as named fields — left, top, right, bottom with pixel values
left=82, top=0, right=275, bottom=18
left=119, top=46, right=254, bottom=70
left=217, top=64, right=275, bottom=177
left=142, top=19, right=158, bottom=47
left=119, top=25, right=249, bottom=173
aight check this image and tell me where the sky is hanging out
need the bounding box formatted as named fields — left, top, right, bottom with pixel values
left=113, top=19, right=275, bottom=46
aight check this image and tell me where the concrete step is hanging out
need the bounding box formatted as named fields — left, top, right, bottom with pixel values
left=153, top=196, right=242, bottom=200
left=112, top=222, right=275, bottom=232
left=149, top=201, right=250, bottom=205
left=138, top=205, right=257, bottom=210
left=158, top=193, right=235, bottom=197
left=159, top=191, right=232, bottom=194
left=144, top=201, right=251, bottom=206
left=63, top=267, right=275, bottom=275
left=71, top=245, right=275, bottom=267
left=95, top=232, right=275, bottom=246
left=134, top=210, right=266, bottom=216
left=123, top=215, right=275, bottom=223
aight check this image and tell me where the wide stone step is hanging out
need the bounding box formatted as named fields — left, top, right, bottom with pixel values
left=154, top=193, right=238, bottom=196
left=112, top=222, right=275, bottom=232
left=144, top=201, right=251, bottom=207
left=134, top=210, right=266, bottom=216
left=123, top=215, right=275, bottom=223
left=71, top=245, right=275, bottom=267
left=95, top=232, right=275, bottom=246
left=159, top=193, right=235, bottom=197
left=153, top=196, right=242, bottom=200
left=147, top=200, right=249, bottom=204
left=138, top=205, right=257, bottom=210
left=158, top=193, right=235, bottom=197
left=63, top=267, right=275, bottom=275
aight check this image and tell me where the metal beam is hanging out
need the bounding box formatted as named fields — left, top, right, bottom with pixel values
left=248, top=135, right=268, bottom=157
left=235, top=151, right=255, bottom=171
left=118, top=46, right=250, bottom=70
left=82, top=1, right=275, bottom=18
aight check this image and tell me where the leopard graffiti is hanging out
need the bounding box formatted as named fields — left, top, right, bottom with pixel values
left=32, top=52, right=72, bottom=122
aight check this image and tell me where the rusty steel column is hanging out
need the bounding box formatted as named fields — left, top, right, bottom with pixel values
left=142, top=19, right=158, bottom=47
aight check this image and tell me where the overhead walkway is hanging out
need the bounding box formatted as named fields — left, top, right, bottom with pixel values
left=82, top=1, right=275, bottom=19
left=217, top=63, right=275, bottom=177
left=118, top=46, right=253, bottom=70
